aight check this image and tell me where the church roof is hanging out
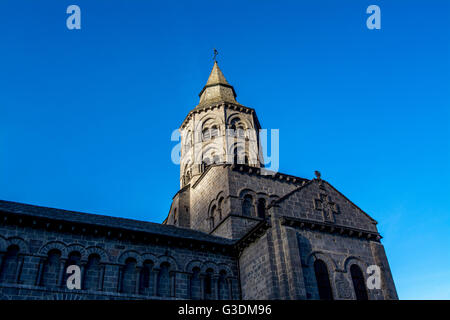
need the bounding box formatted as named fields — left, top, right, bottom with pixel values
left=0, top=200, right=235, bottom=246
left=197, top=61, right=238, bottom=106
left=205, top=61, right=230, bottom=86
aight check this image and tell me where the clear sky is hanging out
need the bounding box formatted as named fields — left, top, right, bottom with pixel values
left=0, top=0, right=449, bottom=299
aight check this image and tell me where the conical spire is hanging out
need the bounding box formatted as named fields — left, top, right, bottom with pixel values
left=205, top=61, right=230, bottom=86
left=198, top=61, right=238, bottom=106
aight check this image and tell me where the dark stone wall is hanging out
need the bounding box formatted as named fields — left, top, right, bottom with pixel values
left=0, top=221, right=240, bottom=300
left=0, top=177, right=398, bottom=300
left=239, top=231, right=278, bottom=299
left=256, top=179, right=398, bottom=300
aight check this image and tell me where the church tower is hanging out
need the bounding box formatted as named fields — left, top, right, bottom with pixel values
left=178, top=61, right=263, bottom=188
left=165, top=61, right=275, bottom=238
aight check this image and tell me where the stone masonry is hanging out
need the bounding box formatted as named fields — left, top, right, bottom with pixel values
left=0, top=61, right=397, bottom=300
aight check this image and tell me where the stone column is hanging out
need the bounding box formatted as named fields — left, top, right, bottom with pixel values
left=200, top=275, right=205, bottom=299
left=135, top=266, right=142, bottom=295
left=153, top=268, right=159, bottom=296
left=170, top=271, right=176, bottom=298
left=117, top=265, right=123, bottom=293
left=210, top=275, right=218, bottom=300
left=35, top=257, right=45, bottom=286
left=98, top=263, right=105, bottom=291
left=15, top=255, right=25, bottom=284
left=80, top=262, right=87, bottom=290
left=58, top=259, right=67, bottom=288
left=227, top=278, right=233, bottom=300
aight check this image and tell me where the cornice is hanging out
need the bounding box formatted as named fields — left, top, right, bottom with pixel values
left=0, top=209, right=236, bottom=255
left=280, top=216, right=381, bottom=242
left=180, top=102, right=256, bottom=130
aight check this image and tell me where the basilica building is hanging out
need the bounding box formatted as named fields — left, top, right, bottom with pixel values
left=0, top=62, right=397, bottom=300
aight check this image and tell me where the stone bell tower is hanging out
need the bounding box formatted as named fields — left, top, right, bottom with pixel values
left=165, top=61, right=267, bottom=236
left=178, top=61, right=264, bottom=188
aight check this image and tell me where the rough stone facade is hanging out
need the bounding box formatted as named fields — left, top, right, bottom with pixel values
left=0, top=61, right=397, bottom=300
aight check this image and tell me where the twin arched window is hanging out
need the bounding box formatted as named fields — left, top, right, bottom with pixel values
left=121, top=259, right=173, bottom=297
left=313, top=259, right=369, bottom=300
left=242, top=195, right=266, bottom=219
left=189, top=268, right=230, bottom=300
left=202, top=125, right=219, bottom=141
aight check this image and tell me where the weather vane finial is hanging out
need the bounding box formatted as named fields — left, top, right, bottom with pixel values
left=314, top=170, right=321, bottom=180
left=213, top=48, right=219, bottom=62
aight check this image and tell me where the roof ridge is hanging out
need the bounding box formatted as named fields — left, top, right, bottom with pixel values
left=0, top=199, right=236, bottom=245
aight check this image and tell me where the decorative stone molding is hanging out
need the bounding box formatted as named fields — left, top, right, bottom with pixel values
left=280, top=216, right=381, bottom=242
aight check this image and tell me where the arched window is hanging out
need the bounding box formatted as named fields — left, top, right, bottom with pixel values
left=157, top=262, right=171, bottom=297
left=314, top=259, right=333, bottom=300
left=257, top=198, right=266, bottom=219
left=40, top=249, right=62, bottom=288
left=217, top=198, right=224, bottom=221
left=0, top=245, right=20, bottom=284
left=184, top=170, right=191, bottom=186
left=233, top=146, right=247, bottom=165
left=63, top=251, right=81, bottom=287
left=121, top=258, right=137, bottom=294
left=202, top=157, right=211, bottom=172
left=139, top=260, right=154, bottom=295
left=84, top=254, right=101, bottom=291
left=190, top=267, right=201, bottom=300
left=210, top=205, right=216, bottom=229
left=218, top=270, right=229, bottom=300
left=242, top=195, right=253, bottom=217
left=212, top=154, right=220, bottom=164
left=185, top=131, right=192, bottom=148
left=236, top=127, right=245, bottom=138
left=173, top=208, right=177, bottom=225
left=233, top=149, right=238, bottom=164
left=350, top=264, right=368, bottom=300
left=204, top=268, right=214, bottom=300
left=202, top=128, right=211, bottom=141
left=211, top=126, right=219, bottom=138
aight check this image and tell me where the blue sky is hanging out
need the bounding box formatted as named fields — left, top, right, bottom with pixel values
left=0, top=0, right=449, bottom=299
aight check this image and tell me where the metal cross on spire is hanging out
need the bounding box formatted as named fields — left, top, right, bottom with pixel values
left=213, top=48, right=219, bottom=61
